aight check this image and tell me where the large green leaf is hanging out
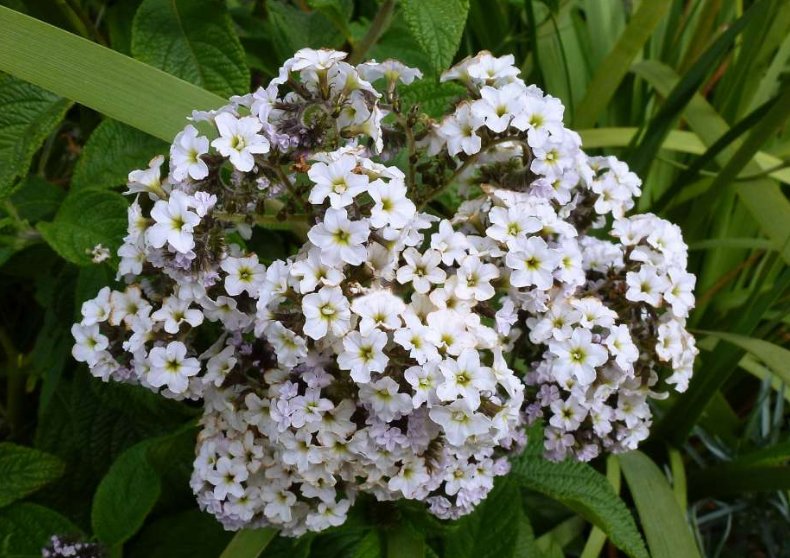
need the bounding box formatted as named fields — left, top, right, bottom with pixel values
left=128, top=510, right=233, bottom=558
left=0, top=75, right=71, bottom=200
left=0, top=6, right=226, bottom=142
left=91, top=440, right=161, bottom=547
left=131, top=0, right=250, bottom=97
left=573, top=0, right=671, bottom=128
left=0, top=502, right=80, bottom=556
left=266, top=0, right=346, bottom=60
left=512, top=453, right=648, bottom=558
left=619, top=451, right=701, bottom=558
left=400, top=0, right=470, bottom=72
left=37, top=189, right=127, bottom=266
left=8, top=176, right=64, bottom=222
left=0, top=443, right=64, bottom=508
left=34, top=371, right=194, bottom=526
left=71, top=119, right=167, bottom=192
left=444, top=477, right=540, bottom=558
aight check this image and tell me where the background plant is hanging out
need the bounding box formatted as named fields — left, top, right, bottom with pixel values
left=0, top=1, right=787, bottom=557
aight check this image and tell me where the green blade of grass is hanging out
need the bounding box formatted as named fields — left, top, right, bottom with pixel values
left=573, top=0, right=671, bottom=128
left=0, top=6, right=226, bottom=142
left=619, top=451, right=701, bottom=558
left=625, top=3, right=760, bottom=177
left=219, top=528, right=277, bottom=558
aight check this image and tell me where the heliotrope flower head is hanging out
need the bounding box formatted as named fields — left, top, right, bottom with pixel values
left=72, top=48, right=696, bottom=535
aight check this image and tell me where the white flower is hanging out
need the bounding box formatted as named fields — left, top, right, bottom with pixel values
left=151, top=296, right=204, bottom=334
left=471, top=83, right=524, bottom=133
left=170, top=125, right=209, bottom=181
left=302, top=286, right=351, bottom=340
left=388, top=456, right=431, bottom=498
left=127, top=155, right=166, bottom=198
left=486, top=205, right=542, bottom=245
left=71, top=323, right=109, bottom=366
left=337, top=329, right=388, bottom=383
left=307, top=155, right=369, bottom=208
left=290, top=248, right=344, bottom=294
left=351, top=290, right=405, bottom=335
left=455, top=256, right=499, bottom=301
left=211, top=113, right=270, bottom=172
left=368, top=179, right=416, bottom=229
left=221, top=255, right=266, bottom=297
left=404, top=363, right=439, bottom=407
left=358, top=377, right=412, bottom=422
left=291, top=47, right=346, bottom=72
left=436, top=349, right=496, bottom=409
left=146, top=190, right=201, bottom=253
left=307, top=208, right=370, bottom=267
left=549, top=328, right=608, bottom=386
left=431, top=220, right=471, bottom=265
left=439, top=103, right=483, bottom=156
left=664, top=269, right=695, bottom=318
left=429, top=399, right=490, bottom=446
left=505, top=236, right=559, bottom=290
left=396, top=248, right=446, bottom=294
left=147, top=341, right=200, bottom=394
left=358, top=59, right=423, bottom=85
left=625, top=266, right=670, bottom=307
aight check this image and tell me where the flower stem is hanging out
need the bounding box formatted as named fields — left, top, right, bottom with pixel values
left=349, top=0, right=395, bottom=64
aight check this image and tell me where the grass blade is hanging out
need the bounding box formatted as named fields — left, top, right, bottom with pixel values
left=219, top=528, right=277, bottom=558
left=0, top=6, right=226, bottom=142
left=619, top=451, right=701, bottom=558
left=573, top=0, right=671, bottom=128
left=625, top=4, right=759, bottom=177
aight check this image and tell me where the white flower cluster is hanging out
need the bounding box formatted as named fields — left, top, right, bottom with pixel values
left=71, top=49, right=697, bottom=533
left=423, top=53, right=698, bottom=461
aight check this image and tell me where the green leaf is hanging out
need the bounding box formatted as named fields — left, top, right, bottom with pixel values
left=0, top=502, right=80, bottom=556
left=37, top=189, right=127, bottom=266
left=71, top=119, right=168, bottom=191
left=8, top=176, right=64, bottom=222
left=0, top=443, right=64, bottom=508
left=91, top=440, right=161, bottom=546
left=266, top=1, right=346, bottom=62
left=701, top=331, right=790, bottom=385
left=0, top=6, right=226, bottom=142
left=400, top=0, right=470, bottom=72
left=34, top=371, right=194, bottom=526
left=573, top=0, right=672, bottom=128
left=128, top=510, right=233, bottom=558
left=619, top=451, right=701, bottom=558
left=219, top=528, right=277, bottom=558
left=399, top=79, right=465, bottom=118
left=512, top=454, right=648, bottom=558
left=444, top=477, right=540, bottom=558
left=0, top=75, right=71, bottom=200
left=131, top=0, right=249, bottom=97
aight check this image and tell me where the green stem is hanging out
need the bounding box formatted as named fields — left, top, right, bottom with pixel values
left=349, top=0, right=395, bottom=64
left=385, top=525, right=425, bottom=558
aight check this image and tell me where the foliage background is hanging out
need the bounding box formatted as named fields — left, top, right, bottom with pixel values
left=0, top=0, right=788, bottom=557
